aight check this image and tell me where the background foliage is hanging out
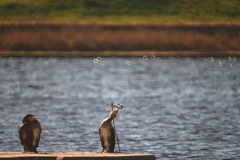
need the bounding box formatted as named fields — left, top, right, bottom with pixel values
left=0, top=0, right=240, bottom=23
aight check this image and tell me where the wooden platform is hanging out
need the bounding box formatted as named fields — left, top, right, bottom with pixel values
left=0, top=152, right=156, bottom=160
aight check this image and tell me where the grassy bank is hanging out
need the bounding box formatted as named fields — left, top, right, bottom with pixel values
left=1, top=1, right=240, bottom=55
left=0, top=0, right=240, bottom=23
left=0, top=23, right=240, bottom=53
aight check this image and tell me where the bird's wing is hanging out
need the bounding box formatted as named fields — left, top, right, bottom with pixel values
left=31, top=120, right=41, bottom=147
left=19, top=122, right=34, bottom=148
left=99, top=127, right=105, bottom=149
left=108, top=126, right=115, bottom=152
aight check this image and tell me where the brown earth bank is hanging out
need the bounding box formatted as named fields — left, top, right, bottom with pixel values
left=0, top=23, right=240, bottom=55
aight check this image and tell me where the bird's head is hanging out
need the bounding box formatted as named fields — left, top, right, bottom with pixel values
left=117, top=104, right=124, bottom=109
left=22, top=114, right=37, bottom=123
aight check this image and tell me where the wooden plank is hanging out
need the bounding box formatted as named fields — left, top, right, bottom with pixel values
left=0, top=152, right=156, bottom=160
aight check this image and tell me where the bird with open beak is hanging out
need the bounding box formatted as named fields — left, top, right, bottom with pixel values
left=99, top=108, right=119, bottom=152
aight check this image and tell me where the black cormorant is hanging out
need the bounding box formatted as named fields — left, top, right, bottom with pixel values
left=19, top=114, right=42, bottom=153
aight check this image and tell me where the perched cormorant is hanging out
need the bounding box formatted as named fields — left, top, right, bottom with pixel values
left=99, top=108, right=119, bottom=153
left=19, top=114, right=42, bottom=153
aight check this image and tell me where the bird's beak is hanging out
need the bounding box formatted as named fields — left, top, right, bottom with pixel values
left=33, top=115, right=39, bottom=118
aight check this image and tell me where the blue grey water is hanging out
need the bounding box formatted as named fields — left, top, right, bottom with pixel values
left=0, top=55, right=240, bottom=159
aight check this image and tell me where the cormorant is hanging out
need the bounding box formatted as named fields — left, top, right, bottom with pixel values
left=99, top=108, right=119, bottom=153
left=19, top=114, right=42, bottom=153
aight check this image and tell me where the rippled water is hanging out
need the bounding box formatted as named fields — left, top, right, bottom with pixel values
left=0, top=55, right=240, bottom=159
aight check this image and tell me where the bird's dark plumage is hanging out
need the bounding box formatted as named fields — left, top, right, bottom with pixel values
left=19, top=114, right=42, bottom=153
left=99, top=109, right=118, bottom=153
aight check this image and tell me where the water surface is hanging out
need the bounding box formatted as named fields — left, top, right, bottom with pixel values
left=0, top=55, right=240, bottom=159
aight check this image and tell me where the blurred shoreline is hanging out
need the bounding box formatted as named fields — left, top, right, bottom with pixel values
left=1, top=51, right=240, bottom=57
left=1, top=23, right=240, bottom=56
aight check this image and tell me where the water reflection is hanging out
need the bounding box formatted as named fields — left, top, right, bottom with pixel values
left=0, top=56, right=240, bottom=159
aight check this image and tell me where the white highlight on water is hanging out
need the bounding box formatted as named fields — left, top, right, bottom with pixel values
left=126, top=61, right=130, bottom=66
left=93, top=59, right=98, bottom=63
left=53, top=59, right=58, bottom=64
left=228, top=57, right=231, bottom=61
left=143, top=55, right=148, bottom=60
left=97, top=57, right=102, bottom=62
left=218, top=60, right=222, bottom=68
left=151, top=55, right=156, bottom=60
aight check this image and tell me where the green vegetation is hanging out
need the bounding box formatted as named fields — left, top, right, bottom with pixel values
left=0, top=0, right=240, bottom=23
